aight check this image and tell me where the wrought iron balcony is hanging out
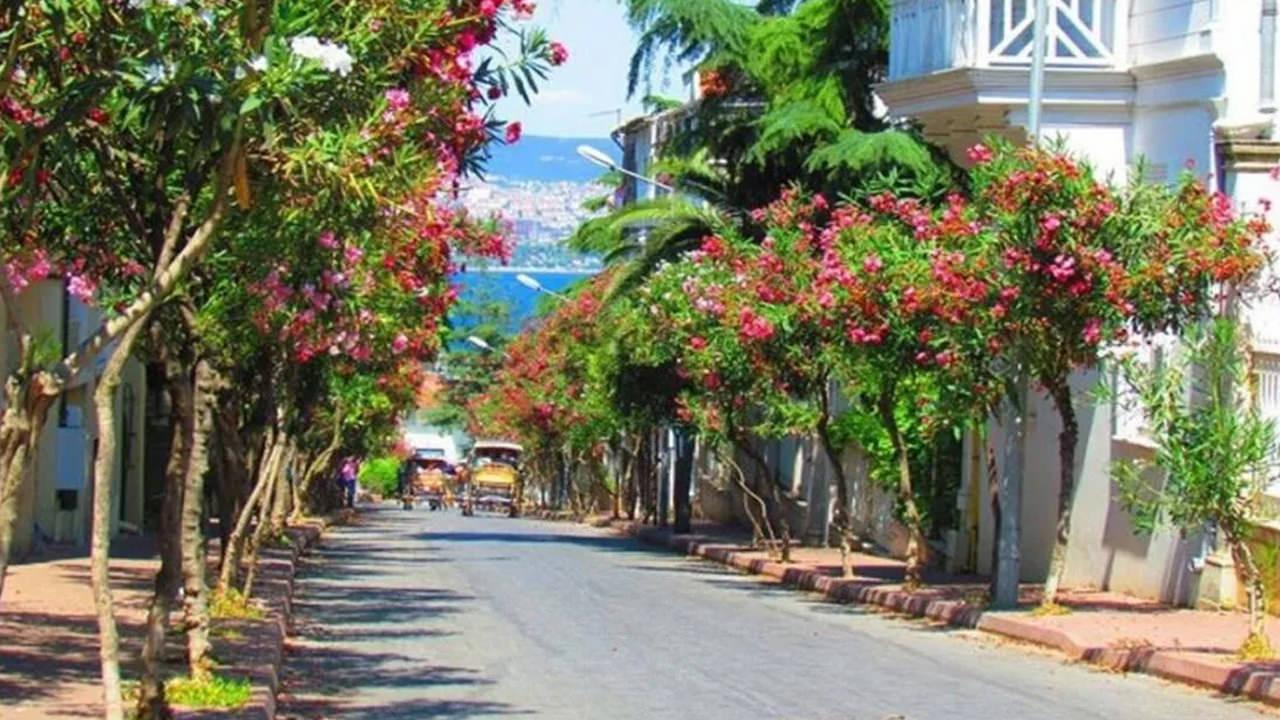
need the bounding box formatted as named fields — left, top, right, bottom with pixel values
left=888, top=0, right=1125, bottom=82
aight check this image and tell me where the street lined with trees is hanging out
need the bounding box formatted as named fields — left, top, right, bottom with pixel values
left=464, top=0, right=1277, bottom=654
left=0, top=1, right=562, bottom=717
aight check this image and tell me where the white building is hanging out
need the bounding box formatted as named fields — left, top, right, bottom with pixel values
left=881, top=0, right=1280, bottom=606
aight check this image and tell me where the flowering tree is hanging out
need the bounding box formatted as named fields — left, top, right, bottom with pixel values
left=0, top=0, right=561, bottom=717
left=798, top=189, right=1002, bottom=588
left=469, top=274, right=622, bottom=512
left=969, top=140, right=1270, bottom=605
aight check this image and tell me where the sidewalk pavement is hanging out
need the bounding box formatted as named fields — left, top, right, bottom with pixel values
left=0, top=514, right=342, bottom=720
left=0, top=535, right=156, bottom=719
left=558, top=513, right=1280, bottom=707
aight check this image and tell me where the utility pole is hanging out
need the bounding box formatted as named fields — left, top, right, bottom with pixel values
left=994, top=0, right=1048, bottom=611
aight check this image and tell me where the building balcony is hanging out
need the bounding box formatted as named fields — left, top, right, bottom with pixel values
left=889, top=0, right=1126, bottom=82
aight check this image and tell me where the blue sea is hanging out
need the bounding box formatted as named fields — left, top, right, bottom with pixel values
left=451, top=269, right=599, bottom=334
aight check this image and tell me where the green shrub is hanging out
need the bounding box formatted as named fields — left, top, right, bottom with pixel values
left=210, top=588, right=265, bottom=620
left=359, top=456, right=401, bottom=497
left=166, top=674, right=251, bottom=709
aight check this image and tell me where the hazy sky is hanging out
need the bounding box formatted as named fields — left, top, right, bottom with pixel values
left=494, top=0, right=693, bottom=139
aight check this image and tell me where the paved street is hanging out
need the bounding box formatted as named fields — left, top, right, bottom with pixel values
left=279, top=507, right=1269, bottom=719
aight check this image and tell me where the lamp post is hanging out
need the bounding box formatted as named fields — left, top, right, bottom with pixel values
left=466, top=335, right=511, bottom=361
left=994, top=0, right=1049, bottom=612
left=577, top=144, right=675, bottom=192
left=515, top=272, right=570, bottom=302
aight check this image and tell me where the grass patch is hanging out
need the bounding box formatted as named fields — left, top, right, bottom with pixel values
left=210, top=625, right=244, bottom=641
left=166, top=674, right=252, bottom=709
left=1030, top=601, right=1072, bottom=617
left=1239, top=631, right=1275, bottom=660
left=210, top=589, right=265, bottom=620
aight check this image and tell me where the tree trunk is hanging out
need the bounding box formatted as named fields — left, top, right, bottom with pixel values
left=730, top=437, right=778, bottom=553
left=624, top=434, right=640, bottom=521
left=878, top=391, right=928, bottom=591
left=738, top=438, right=793, bottom=562
left=294, top=408, right=342, bottom=518
left=817, top=384, right=855, bottom=579
left=213, top=399, right=251, bottom=556
left=992, top=375, right=1027, bottom=609
left=242, top=430, right=289, bottom=601
left=818, top=426, right=854, bottom=579
left=672, top=428, right=694, bottom=534
left=135, top=348, right=192, bottom=720
left=1229, top=535, right=1269, bottom=647
left=268, top=440, right=294, bottom=534
left=217, top=425, right=277, bottom=594
left=0, top=369, right=58, bottom=603
left=987, top=442, right=1002, bottom=602
left=180, top=358, right=218, bottom=679
left=89, top=321, right=147, bottom=720
left=1041, top=380, right=1078, bottom=606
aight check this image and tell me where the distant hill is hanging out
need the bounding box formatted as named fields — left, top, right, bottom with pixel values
left=482, top=135, right=620, bottom=184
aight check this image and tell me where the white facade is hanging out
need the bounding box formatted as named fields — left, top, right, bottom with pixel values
left=882, top=0, right=1280, bottom=604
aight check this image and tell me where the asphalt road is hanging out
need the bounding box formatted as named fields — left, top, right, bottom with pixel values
left=278, top=506, right=1269, bottom=720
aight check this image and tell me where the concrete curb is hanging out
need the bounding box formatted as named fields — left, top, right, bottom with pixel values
left=173, top=509, right=352, bottom=720
left=537, top=512, right=1276, bottom=706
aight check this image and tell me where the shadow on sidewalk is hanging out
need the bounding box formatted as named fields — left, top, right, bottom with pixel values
left=0, top=610, right=144, bottom=708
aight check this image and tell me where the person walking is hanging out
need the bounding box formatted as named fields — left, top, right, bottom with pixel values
left=339, top=456, right=359, bottom=508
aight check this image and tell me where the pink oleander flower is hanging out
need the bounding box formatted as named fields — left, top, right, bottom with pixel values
left=549, top=41, right=569, bottom=66
left=318, top=231, right=339, bottom=249
left=966, top=143, right=993, bottom=164
left=392, top=333, right=409, bottom=354
left=385, top=88, right=411, bottom=112
left=738, top=309, right=774, bottom=341
left=1082, top=317, right=1103, bottom=345
left=67, top=274, right=97, bottom=303
left=505, top=121, right=522, bottom=144
left=862, top=253, right=883, bottom=274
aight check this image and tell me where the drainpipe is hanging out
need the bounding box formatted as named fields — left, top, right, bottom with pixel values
left=1263, top=0, right=1277, bottom=115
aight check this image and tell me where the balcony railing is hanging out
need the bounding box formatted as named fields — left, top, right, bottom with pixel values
left=889, top=0, right=1124, bottom=81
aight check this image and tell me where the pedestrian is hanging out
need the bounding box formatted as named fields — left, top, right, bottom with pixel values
left=397, top=458, right=415, bottom=509
left=339, top=456, right=359, bottom=508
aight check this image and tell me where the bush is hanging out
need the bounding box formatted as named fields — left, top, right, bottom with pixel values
left=209, top=588, right=265, bottom=620
left=359, top=456, right=402, bottom=497
left=166, top=674, right=252, bottom=709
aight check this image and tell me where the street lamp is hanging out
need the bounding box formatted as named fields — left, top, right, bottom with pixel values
left=515, top=272, right=569, bottom=302
left=466, top=335, right=495, bottom=353
left=466, top=335, right=511, bottom=361
left=577, top=144, right=675, bottom=192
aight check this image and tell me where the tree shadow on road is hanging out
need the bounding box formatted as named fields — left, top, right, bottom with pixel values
left=413, top=530, right=658, bottom=555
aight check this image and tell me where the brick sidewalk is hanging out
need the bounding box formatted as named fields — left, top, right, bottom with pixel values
left=0, top=536, right=157, bottom=719
left=571, top=514, right=1280, bottom=707
left=0, top=515, right=337, bottom=720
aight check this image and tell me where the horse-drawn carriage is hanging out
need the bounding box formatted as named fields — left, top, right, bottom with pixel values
left=460, top=440, right=522, bottom=517
left=409, top=448, right=456, bottom=510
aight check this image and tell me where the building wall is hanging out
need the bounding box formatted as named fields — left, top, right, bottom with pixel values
left=1128, top=0, right=1218, bottom=67
left=3, top=281, right=147, bottom=557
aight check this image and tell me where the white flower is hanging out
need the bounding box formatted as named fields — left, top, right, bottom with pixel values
left=248, top=55, right=269, bottom=73
left=141, top=61, right=172, bottom=84
left=289, top=36, right=354, bottom=77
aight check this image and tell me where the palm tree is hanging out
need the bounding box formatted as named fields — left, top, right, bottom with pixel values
left=622, top=0, right=956, bottom=204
